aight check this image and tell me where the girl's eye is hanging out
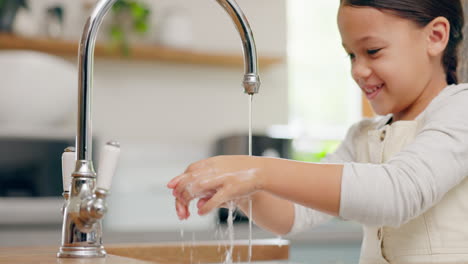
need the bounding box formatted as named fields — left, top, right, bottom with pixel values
left=348, top=53, right=355, bottom=60
left=367, top=48, right=382, bottom=55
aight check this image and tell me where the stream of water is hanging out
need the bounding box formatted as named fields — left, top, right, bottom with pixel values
left=225, top=94, right=254, bottom=264
left=179, top=94, right=256, bottom=264
left=248, top=94, right=253, bottom=263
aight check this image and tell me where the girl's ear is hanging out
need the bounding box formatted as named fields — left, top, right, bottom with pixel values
left=426, top=16, right=450, bottom=57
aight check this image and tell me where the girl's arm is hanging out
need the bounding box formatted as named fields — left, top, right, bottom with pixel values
left=260, top=158, right=344, bottom=217
left=168, top=122, right=359, bottom=233
left=234, top=189, right=336, bottom=236
left=235, top=192, right=295, bottom=235
left=169, top=155, right=343, bottom=222
left=223, top=154, right=348, bottom=235
left=235, top=139, right=353, bottom=235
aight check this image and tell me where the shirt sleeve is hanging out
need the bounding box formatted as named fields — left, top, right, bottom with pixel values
left=340, top=90, right=468, bottom=227
left=288, top=121, right=361, bottom=235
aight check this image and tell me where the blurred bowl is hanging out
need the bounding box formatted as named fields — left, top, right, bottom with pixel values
left=0, top=50, right=77, bottom=127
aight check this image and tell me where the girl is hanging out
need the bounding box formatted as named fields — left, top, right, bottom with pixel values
left=168, top=1, right=468, bottom=263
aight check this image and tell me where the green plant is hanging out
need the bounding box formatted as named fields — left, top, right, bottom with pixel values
left=292, top=140, right=341, bottom=162
left=109, top=0, right=150, bottom=56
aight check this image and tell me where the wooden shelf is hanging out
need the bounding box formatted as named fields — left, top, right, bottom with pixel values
left=0, top=34, right=283, bottom=68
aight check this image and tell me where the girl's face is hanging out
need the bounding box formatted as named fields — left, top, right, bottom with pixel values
left=337, top=5, right=445, bottom=119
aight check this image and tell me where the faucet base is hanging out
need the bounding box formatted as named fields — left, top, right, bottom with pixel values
left=57, top=246, right=106, bottom=258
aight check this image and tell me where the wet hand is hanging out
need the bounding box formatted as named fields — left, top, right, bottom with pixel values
left=167, top=155, right=264, bottom=218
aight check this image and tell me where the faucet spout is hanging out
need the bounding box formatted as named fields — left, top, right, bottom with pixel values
left=216, top=0, right=261, bottom=95
left=59, top=0, right=261, bottom=258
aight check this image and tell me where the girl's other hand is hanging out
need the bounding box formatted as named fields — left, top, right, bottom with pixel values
left=167, top=155, right=265, bottom=217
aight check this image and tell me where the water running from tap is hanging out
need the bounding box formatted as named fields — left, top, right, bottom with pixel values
left=249, top=94, right=253, bottom=160
left=224, top=94, right=254, bottom=264
left=248, top=94, right=253, bottom=263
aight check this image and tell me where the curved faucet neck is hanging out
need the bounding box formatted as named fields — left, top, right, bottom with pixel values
left=216, top=0, right=258, bottom=74
left=76, top=0, right=260, bottom=163
left=77, top=0, right=117, bottom=161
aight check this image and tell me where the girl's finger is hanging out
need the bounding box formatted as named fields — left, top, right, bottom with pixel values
left=197, top=197, right=211, bottom=209
left=176, top=199, right=190, bottom=220
left=173, top=173, right=195, bottom=198
left=198, top=189, right=230, bottom=216
left=174, top=169, right=215, bottom=200
left=167, top=173, right=189, bottom=189
left=185, top=159, right=210, bottom=173
left=219, top=201, right=231, bottom=209
left=196, top=191, right=216, bottom=209
left=175, top=199, right=184, bottom=219
left=179, top=186, right=196, bottom=205
left=180, top=171, right=227, bottom=202
left=197, top=173, right=227, bottom=191
left=179, top=185, right=215, bottom=206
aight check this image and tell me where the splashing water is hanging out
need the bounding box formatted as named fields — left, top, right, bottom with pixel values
left=190, top=232, right=195, bottom=264
left=180, top=228, right=185, bottom=252
left=224, top=201, right=235, bottom=264
left=277, top=235, right=283, bottom=247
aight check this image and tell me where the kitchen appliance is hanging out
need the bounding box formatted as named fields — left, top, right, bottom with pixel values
left=0, top=136, right=73, bottom=225
left=214, top=134, right=292, bottom=223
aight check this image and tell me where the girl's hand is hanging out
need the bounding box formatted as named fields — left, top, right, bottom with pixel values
left=167, top=155, right=265, bottom=218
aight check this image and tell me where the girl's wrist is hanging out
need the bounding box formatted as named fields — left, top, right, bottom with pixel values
left=254, top=156, right=270, bottom=192
left=235, top=192, right=261, bottom=215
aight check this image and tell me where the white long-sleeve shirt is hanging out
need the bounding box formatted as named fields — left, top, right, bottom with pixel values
left=289, top=83, right=468, bottom=234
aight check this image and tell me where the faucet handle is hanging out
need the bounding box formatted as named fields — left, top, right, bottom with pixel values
left=62, top=147, right=76, bottom=192
left=97, top=141, right=121, bottom=191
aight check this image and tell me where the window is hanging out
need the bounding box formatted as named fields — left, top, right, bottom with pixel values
left=287, top=0, right=362, bottom=145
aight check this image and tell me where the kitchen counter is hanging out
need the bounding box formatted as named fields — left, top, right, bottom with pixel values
left=0, top=222, right=361, bottom=263
left=0, top=246, right=152, bottom=264
left=0, top=221, right=362, bottom=247
left=0, top=240, right=290, bottom=264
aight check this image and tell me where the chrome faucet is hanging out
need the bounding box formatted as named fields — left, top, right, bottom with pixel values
left=58, top=0, right=261, bottom=258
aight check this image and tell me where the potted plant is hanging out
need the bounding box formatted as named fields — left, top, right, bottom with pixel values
left=108, top=0, right=150, bottom=56
left=0, top=0, right=28, bottom=32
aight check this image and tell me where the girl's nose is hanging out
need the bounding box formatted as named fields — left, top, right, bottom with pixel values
left=351, top=60, right=372, bottom=81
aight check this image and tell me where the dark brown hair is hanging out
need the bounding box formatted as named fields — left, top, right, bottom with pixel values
left=340, top=0, right=464, bottom=84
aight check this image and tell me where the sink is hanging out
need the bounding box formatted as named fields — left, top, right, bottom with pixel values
left=106, top=239, right=290, bottom=264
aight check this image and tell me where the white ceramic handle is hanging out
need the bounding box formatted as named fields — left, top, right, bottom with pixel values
left=97, top=141, right=121, bottom=191
left=61, top=147, right=76, bottom=192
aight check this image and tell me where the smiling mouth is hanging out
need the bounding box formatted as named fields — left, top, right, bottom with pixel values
left=363, top=83, right=384, bottom=100
left=364, top=83, right=384, bottom=94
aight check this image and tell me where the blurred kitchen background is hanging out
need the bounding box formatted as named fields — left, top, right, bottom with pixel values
left=0, top=0, right=366, bottom=263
